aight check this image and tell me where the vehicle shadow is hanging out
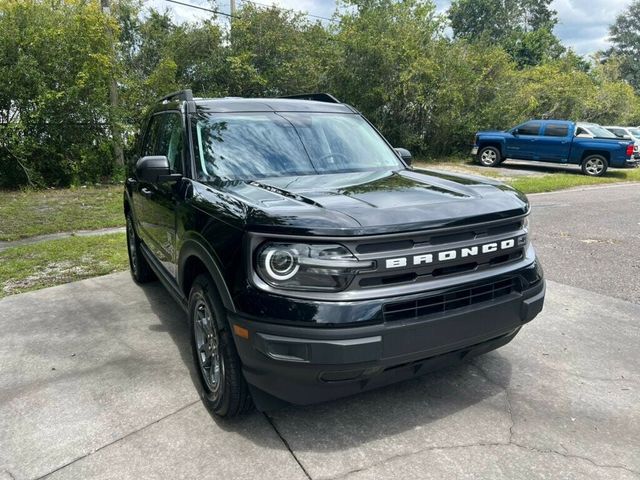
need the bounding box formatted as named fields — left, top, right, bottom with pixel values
left=263, top=353, right=512, bottom=454
left=137, top=280, right=279, bottom=439
left=137, top=279, right=514, bottom=451
left=497, top=160, right=629, bottom=178
left=137, top=280, right=198, bottom=388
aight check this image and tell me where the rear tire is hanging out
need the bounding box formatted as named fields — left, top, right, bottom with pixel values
left=188, top=274, right=252, bottom=418
left=477, top=146, right=502, bottom=167
left=581, top=155, right=608, bottom=177
left=126, top=213, right=155, bottom=283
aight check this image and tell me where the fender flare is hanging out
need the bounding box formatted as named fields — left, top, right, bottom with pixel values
left=478, top=139, right=505, bottom=156
left=178, top=235, right=236, bottom=313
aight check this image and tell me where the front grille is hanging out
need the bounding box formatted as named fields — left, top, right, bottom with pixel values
left=383, top=278, right=520, bottom=322
left=358, top=249, right=524, bottom=288
left=353, top=217, right=528, bottom=290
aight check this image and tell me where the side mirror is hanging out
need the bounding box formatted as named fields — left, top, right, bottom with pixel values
left=395, top=147, right=413, bottom=166
left=135, top=156, right=181, bottom=183
left=511, top=129, right=519, bottom=136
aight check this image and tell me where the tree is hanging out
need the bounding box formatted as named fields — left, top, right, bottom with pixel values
left=606, top=0, right=640, bottom=91
left=448, top=0, right=564, bottom=67
left=0, top=0, right=117, bottom=186
left=226, top=3, right=337, bottom=96
left=330, top=0, right=443, bottom=151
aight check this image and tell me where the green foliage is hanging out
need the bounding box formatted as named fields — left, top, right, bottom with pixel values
left=605, top=0, right=640, bottom=92
left=226, top=4, right=336, bottom=96
left=449, top=0, right=564, bottom=67
left=2, top=0, right=640, bottom=187
left=505, top=58, right=640, bottom=126
left=0, top=0, right=117, bottom=187
left=329, top=0, right=443, bottom=152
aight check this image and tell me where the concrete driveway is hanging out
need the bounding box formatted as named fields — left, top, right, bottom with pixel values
left=1, top=184, right=639, bottom=480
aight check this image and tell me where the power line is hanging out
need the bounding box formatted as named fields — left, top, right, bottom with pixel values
left=162, top=0, right=336, bottom=23
left=163, top=0, right=239, bottom=18
left=240, top=0, right=335, bottom=22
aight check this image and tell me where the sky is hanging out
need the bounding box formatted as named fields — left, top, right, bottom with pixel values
left=152, top=0, right=632, bottom=56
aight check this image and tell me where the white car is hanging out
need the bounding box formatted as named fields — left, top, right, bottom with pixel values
left=604, top=125, right=640, bottom=156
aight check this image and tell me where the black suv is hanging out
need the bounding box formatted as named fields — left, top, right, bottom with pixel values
left=124, top=90, right=545, bottom=417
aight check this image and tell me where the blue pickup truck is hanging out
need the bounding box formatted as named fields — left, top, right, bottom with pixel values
left=472, top=120, right=639, bottom=176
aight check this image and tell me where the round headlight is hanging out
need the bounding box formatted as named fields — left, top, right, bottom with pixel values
left=264, top=247, right=299, bottom=280
left=255, top=242, right=373, bottom=292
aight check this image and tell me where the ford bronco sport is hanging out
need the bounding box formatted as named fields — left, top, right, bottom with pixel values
left=124, top=91, right=545, bottom=417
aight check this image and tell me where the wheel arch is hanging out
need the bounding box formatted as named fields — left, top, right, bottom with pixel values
left=179, top=237, right=236, bottom=313
left=478, top=141, right=503, bottom=156
left=581, top=150, right=610, bottom=163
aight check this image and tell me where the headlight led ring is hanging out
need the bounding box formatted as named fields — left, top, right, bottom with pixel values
left=264, top=248, right=300, bottom=281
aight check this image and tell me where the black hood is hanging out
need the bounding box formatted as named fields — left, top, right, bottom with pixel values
left=193, top=168, right=529, bottom=236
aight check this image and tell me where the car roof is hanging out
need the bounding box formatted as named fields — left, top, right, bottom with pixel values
left=193, top=98, right=356, bottom=114
left=522, top=119, right=573, bottom=124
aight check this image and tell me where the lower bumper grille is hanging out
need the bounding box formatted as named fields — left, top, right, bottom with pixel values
left=383, top=278, right=520, bottom=322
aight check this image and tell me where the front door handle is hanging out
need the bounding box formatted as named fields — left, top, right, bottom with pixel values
left=141, top=187, right=153, bottom=197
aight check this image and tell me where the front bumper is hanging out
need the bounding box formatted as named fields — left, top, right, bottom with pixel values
left=229, top=274, right=545, bottom=405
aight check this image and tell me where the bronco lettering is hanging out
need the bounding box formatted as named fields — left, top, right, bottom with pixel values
left=384, top=236, right=525, bottom=270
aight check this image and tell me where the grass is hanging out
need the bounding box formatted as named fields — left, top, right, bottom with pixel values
left=0, top=232, right=128, bottom=298
left=415, top=158, right=640, bottom=194
left=506, top=167, right=640, bottom=194
left=0, top=185, right=124, bottom=241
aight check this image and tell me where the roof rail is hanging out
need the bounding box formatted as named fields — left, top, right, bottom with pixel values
left=279, top=93, right=341, bottom=104
left=159, top=89, right=194, bottom=103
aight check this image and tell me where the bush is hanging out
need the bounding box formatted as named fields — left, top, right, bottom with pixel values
left=0, top=0, right=116, bottom=187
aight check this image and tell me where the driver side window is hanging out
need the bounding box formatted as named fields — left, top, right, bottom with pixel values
left=141, top=112, right=184, bottom=174
left=515, top=122, right=541, bottom=136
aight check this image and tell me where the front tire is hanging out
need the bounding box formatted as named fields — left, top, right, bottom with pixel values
left=581, top=155, right=608, bottom=177
left=126, top=213, right=155, bottom=283
left=477, top=146, right=502, bottom=167
left=188, top=274, right=252, bottom=417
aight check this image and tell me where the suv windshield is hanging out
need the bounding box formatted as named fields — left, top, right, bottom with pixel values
left=192, top=112, right=403, bottom=180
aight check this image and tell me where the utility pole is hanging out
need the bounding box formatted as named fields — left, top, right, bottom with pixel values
left=101, top=0, right=125, bottom=166
left=229, top=0, right=236, bottom=41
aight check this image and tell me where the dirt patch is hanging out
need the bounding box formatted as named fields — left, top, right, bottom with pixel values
left=1, top=258, right=114, bottom=296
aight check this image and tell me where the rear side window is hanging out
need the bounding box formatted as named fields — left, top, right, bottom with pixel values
left=543, top=124, right=569, bottom=137
left=515, top=122, right=541, bottom=136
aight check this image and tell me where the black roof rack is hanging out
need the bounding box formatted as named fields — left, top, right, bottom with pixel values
left=279, top=93, right=341, bottom=104
left=159, top=89, right=194, bottom=103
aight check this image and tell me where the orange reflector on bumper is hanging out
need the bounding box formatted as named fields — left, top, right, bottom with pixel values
left=233, top=324, right=249, bottom=339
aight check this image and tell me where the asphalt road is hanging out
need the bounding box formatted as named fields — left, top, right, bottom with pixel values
left=1, top=183, right=639, bottom=480
left=529, top=183, right=640, bottom=304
